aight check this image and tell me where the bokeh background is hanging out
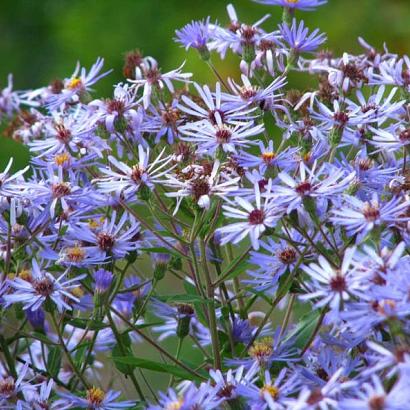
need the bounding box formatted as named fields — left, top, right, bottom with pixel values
left=1, top=0, right=410, bottom=171
left=0, top=0, right=409, bottom=396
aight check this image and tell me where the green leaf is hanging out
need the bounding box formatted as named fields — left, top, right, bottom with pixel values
left=67, top=318, right=108, bottom=331
left=112, top=356, right=202, bottom=381
left=47, top=346, right=62, bottom=378
left=183, top=281, right=208, bottom=326
left=158, top=294, right=210, bottom=304
left=283, top=309, right=320, bottom=350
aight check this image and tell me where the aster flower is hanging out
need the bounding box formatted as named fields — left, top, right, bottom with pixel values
left=0, top=363, right=36, bottom=408
left=26, top=164, right=84, bottom=218
left=147, top=383, right=222, bottom=410
left=28, top=109, right=96, bottom=158
left=274, top=161, right=355, bottom=213
left=165, top=160, right=240, bottom=213
left=331, top=193, right=410, bottom=239
left=236, top=140, right=298, bottom=175
left=370, top=124, right=410, bottom=153
left=94, top=269, right=114, bottom=294
left=175, top=17, right=212, bottom=53
left=253, top=0, right=327, bottom=11
left=300, top=246, right=365, bottom=311
left=369, top=55, right=410, bottom=91
left=95, top=145, right=173, bottom=197
left=209, top=364, right=258, bottom=403
left=224, top=74, right=287, bottom=110
left=363, top=341, right=410, bottom=378
left=208, top=4, right=272, bottom=59
left=129, top=57, right=192, bottom=109
left=177, top=81, right=254, bottom=126
left=338, top=373, right=410, bottom=410
left=236, top=368, right=298, bottom=409
left=216, top=181, right=284, bottom=250
left=278, top=19, right=326, bottom=54
left=151, top=299, right=210, bottom=341
left=67, top=211, right=141, bottom=260
left=244, top=236, right=300, bottom=294
left=179, top=115, right=263, bottom=155
left=291, top=367, right=353, bottom=410
left=88, top=83, right=139, bottom=132
left=60, top=386, right=135, bottom=409
left=25, top=380, right=71, bottom=410
left=0, top=157, right=29, bottom=197
left=3, top=259, right=85, bottom=312
left=45, top=58, right=112, bottom=111
left=345, top=86, right=405, bottom=126
left=0, top=74, right=28, bottom=118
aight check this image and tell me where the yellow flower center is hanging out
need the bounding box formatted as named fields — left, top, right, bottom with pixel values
left=249, top=338, right=273, bottom=362
left=86, top=387, right=105, bottom=405
left=88, top=217, right=105, bottom=230
left=18, top=269, right=32, bottom=281
left=65, top=245, right=86, bottom=262
left=71, top=286, right=84, bottom=298
left=67, top=77, right=83, bottom=90
left=260, top=384, right=279, bottom=400
left=261, top=151, right=276, bottom=162
left=54, top=152, right=71, bottom=167
left=286, top=0, right=299, bottom=3
left=166, top=399, right=184, bottom=410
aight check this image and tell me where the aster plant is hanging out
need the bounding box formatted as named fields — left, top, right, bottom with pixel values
left=0, top=0, right=410, bottom=408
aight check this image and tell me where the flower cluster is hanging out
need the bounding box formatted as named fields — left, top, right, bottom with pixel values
left=0, top=0, right=410, bottom=409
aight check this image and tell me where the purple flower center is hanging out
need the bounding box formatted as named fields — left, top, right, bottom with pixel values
left=97, top=232, right=115, bottom=251
left=248, top=209, right=265, bottom=225
left=34, top=277, right=54, bottom=297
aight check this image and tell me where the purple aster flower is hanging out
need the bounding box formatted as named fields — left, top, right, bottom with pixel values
left=274, top=161, right=355, bottom=214
left=179, top=116, right=263, bottom=156
left=363, top=341, right=410, bottom=378
left=151, top=299, right=210, bottom=341
left=209, top=363, right=258, bottom=403
left=148, top=383, right=222, bottom=410
left=0, top=158, right=29, bottom=197
left=0, top=74, right=31, bottom=118
left=291, top=367, right=352, bottom=409
left=300, top=246, right=365, bottom=312
left=24, top=380, right=71, bottom=410
left=45, top=58, right=112, bottom=111
left=236, top=368, right=298, bottom=409
left=59, top=387, right=135, bottom=409
left=177, top=81, right=254, bottom=126
left=236, top=140, right=298, bottom=175
left=244, top=236, right=299, bottom=294
left=165, top=160, right=239, bottom=213
left=95, top=145, right=173, bottom=197
left=216, top=181, right=284, bottom=250
left=129, top=57, right=192, bottom=109
left=278, top=19, right=326, bottom=54
left=67, top=211, right=141, bottom=260
left=94, top=269, right=113, bottom=294
left=224, top=74, right=287, bottom=110
left=370, top=124, right=410, bottom=153
left=330, top=193, right=410, bottom=240
left=175, top=17, right=211, bottom=52
left=0, top=363, right=36, bottom=408
left=88, top=83, right=139, bottom=133
left=338, top=373, right=410, bottom=410
left=3, top=259, right=85, bottom=312
left=253, top=0, right=327, bottom=11
left=25, top=308, right=46, bottom=331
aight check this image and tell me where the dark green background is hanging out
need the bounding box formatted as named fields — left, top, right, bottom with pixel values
left=1, top=0, right=409, bottom=169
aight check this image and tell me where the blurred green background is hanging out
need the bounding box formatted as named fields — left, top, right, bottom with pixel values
left=1, top=0, right=409, bottom=396
left=1, top=0, right=410, bottom=171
